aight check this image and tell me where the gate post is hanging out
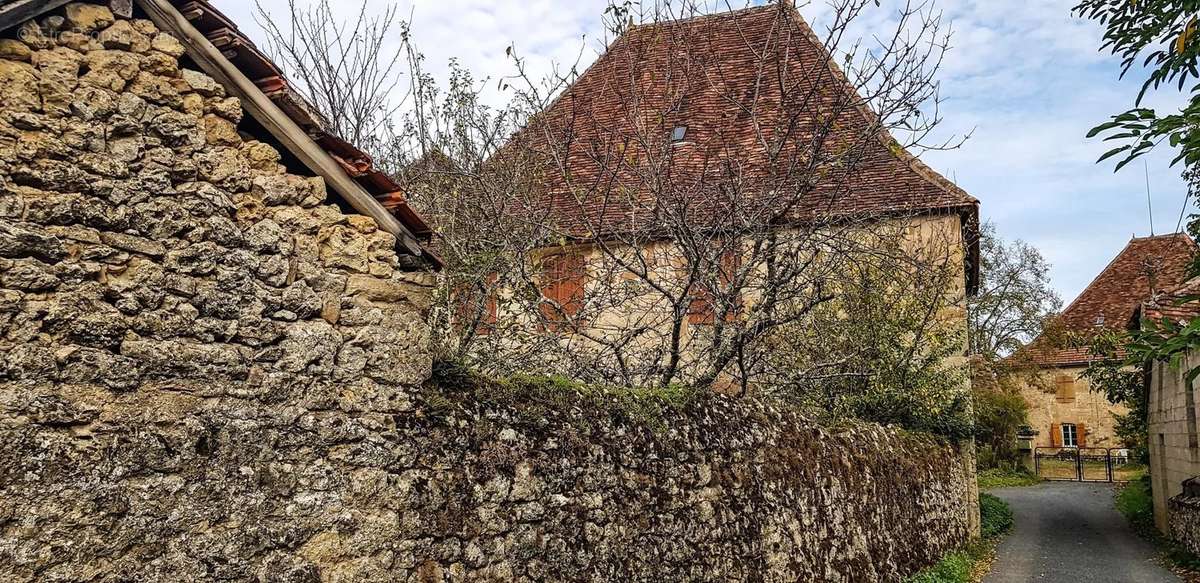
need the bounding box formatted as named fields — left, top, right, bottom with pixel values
left=1076, top=449, right=1083, bottom=481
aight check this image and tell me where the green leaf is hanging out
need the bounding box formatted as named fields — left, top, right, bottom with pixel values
left=1098, top=145, right=1132, bottom=163
left=1087, top=121, right=1124, bottom=137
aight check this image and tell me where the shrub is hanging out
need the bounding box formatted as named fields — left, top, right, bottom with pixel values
left=972, top=379, right=1030, bottom=469
left=905, top=551, right=973, bottom=583
left=1115, top=474, right=1154, bottom=533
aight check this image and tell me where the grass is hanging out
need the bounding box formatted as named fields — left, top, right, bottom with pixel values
left=1115, top=473, right=1155, bottom=533
left=904, top=493, right=1014, bottom=583
left=980, top=492, right=1015, bottom=539
left=1114, top=472, right=1200, bottom=575
left=424, top=359, right=700, bottom=432
left=977, top=467, right=1041, bottom=490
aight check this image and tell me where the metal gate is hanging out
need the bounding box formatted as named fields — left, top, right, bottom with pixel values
left=1033, top=447, right=1135, bottom=482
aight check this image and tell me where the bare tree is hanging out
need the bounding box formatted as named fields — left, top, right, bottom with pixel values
left=482, top=0, right=970, bottom=391
left=254, top=0, right=973, bottom=401
left=254, top=0, right=409, bottom=154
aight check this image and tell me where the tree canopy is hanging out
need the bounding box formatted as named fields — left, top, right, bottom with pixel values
left=1076, top=0, right=1200, bottom=171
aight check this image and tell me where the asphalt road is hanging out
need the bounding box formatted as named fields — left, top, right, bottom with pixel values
left=983, top=482, right=1178, bottom=583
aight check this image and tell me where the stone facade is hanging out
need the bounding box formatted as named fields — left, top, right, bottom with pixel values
left=0, top=3, right=435, bottom=399
left=1018, top=365, right=1127, bottom=449
left=1149, top=354, right=1200, bottom=536
left=0, top=4, right=975, bottom=582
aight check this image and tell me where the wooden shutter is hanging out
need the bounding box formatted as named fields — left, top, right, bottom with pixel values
left=452, top=273, right=499, bottom=335
left=688, top=247, right=742, bottom=325
left=1055, top=374, right=1076, bottom=403
left=1050, top=423, right=1062, bottom=448
left=1077, top=423, right=1087, bottom=448
left=539, top=252, right=586, bottom=329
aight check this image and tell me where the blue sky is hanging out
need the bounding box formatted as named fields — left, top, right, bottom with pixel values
left=215, top=0, right=1192, bottom=304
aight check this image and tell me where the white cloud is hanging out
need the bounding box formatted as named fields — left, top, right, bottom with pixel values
left=213, top=0, right=1193, bottom=303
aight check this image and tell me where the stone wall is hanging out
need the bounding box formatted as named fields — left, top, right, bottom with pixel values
left=1150, top=353, right=1200, bottom=534
left=1, top=368, right=975, bottom=582
left=1170, top=482, right=1200, bottom=557
left=0, top=4, right=973, bottom=582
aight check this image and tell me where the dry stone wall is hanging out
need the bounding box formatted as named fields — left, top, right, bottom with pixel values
left=0, top=3, right=973, bottom=582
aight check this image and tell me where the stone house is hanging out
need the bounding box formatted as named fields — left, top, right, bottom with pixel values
left=1016, top=234, right=1195, bottom=450
left=466, top=4, right=981, bottom=385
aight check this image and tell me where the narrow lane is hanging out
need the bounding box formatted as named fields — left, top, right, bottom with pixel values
left=983, top=482, right=1177, bottom=583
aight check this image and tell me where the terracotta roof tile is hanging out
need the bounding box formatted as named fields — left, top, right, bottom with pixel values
left=165, top=1, right=434, bottom=244
left=513, top=4, right=979, bottom=240
left=1026, top=233, right=1196, bottom=366
left=1143, top=275, right=1200, bottom=324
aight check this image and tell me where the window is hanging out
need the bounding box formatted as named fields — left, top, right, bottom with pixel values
left=538, top=252, right=586, bottom=330
left=1061, top=423, right=1078, bottom=448
left=688, top=247, right=742, bottom=325
left=1055, top=374, right=1076, bottom=403
left=671, top=125, right=688, bottom=143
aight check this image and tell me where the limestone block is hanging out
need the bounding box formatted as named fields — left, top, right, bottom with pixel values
left=180, top=68, right=223, bottom=97
left=194, top=147, right=251, bottom=191
left=100, top=231, right=166, bottom=257
left=241, top=141, right=282, bottom=173
left=139, top=50, right=178, bottom=76
left=276, top=320, right=342, bottom=373
left=121, top=338, right=248, bottom=380
left=203, top=113, right=240, bottom=147
left=129, top=71, right=182, bottom=107
left=208, top=96, right=243, bottom=123
left=80, top=50, right=140, bottom=92
left=65, top=3, right=116, bottom=33
left=0, top=39, right=32, bottom=62
left=0, top=60, right=39, bottom=111
left=150, top=32, right=185, bottom=58
left=99, top=20, right=150, bottom=53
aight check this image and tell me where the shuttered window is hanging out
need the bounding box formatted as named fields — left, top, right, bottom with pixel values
left=453, top=273, right=498, bottom=335
left=539, top=252, right=586, bottom=330
left=1055, top=374, right=1076, bottom=403
left=688, top=248, right=743, bottom=325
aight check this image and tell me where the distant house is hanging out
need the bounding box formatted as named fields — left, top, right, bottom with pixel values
left=1016, top=234, right=1195, bottom=450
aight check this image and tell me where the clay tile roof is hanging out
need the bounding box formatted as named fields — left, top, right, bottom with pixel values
left=1024, top=233, right=1197, bottom=367
left=165, top=0, right=433, bottom=243
left=512, top=3, right=979, bottom=242
left=1142, top=275, right=1200, bottom=324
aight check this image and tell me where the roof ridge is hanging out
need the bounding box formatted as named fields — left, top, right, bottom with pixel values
left=779, top=2, right=977, bottom=208
left=1036, top=231, right=1195, bottom=339
left=1053, top=238, right=1138, bottom=322
left=1131, top=232, right=1196, bottom=242
left=627, top=3, right=781, bottom=30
